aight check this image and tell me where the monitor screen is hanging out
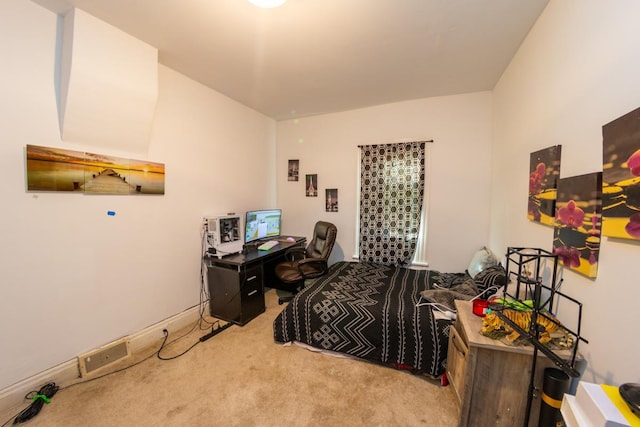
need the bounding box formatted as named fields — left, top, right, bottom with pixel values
left=244, top=209, right=282, bottom=243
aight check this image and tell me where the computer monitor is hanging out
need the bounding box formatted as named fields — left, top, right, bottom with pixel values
left=244, top=209, right=282, bottom=244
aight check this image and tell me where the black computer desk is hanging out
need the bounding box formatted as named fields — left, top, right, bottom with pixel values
left=203, top=236, right=306, bottom=326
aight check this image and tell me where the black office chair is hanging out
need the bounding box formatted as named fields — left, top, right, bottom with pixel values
left=274, top=221, right=337, bottom=304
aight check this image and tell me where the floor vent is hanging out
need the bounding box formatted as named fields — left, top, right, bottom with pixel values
left=78, top=338, right=131, bottom=377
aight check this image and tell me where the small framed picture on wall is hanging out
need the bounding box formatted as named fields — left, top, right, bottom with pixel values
left=288, top=159, right=299, bottom=181
left=305, top=174, right=317, bottom=197
left=326, top=189, right=338, bottom=212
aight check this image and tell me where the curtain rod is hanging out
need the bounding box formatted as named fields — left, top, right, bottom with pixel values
left=357, top=140, right=434, bottom=147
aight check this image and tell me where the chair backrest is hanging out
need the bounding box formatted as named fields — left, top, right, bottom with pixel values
left=306, top=221, right=337, bottom=260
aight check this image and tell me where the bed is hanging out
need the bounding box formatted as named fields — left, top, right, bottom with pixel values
left=273, top=254, right=507, bottom=378
left=272, top=262, right=466, bottom=377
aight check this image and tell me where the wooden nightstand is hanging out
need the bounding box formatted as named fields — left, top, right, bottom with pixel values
left=447, top=300, right=575, bottom=426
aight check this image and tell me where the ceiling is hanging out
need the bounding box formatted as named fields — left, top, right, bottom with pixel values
left=32, top=0, right=548, bottom=120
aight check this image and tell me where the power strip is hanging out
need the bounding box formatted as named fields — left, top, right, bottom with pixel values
left=199, top=322, right=233, bottom=342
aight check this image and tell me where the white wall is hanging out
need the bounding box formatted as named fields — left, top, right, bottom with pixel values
left=492, top=0, right=640, bottom=385
left=276, top=92, right=494, bottom=273
left=0, top=0, right=275, bottom=390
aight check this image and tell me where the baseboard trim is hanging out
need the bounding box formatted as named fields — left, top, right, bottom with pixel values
left=0, top=304, right=205, bottom=414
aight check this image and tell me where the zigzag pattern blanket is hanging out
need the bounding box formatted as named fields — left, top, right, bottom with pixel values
left=273, top=261, right=453, bottom=377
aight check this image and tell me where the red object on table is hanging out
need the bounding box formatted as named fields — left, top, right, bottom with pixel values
left=472, top=299, right=489, bottom=317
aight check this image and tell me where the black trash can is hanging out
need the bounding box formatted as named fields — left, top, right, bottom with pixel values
left=539, top=367, right=571, bottom=426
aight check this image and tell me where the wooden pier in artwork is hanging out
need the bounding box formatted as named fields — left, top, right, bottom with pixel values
left=80, top=168, right=139, bottom=194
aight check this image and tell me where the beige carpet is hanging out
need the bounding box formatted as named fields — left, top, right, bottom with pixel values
left=1, top=289, right=459, bottom=426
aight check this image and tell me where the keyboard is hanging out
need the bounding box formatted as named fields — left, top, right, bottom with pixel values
left=257, top=240, right=279, bottom=251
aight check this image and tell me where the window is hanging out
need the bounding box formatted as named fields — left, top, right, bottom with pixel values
left=355, top=141, right=430, bottom=267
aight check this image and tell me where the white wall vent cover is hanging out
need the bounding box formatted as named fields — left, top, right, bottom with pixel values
left=58, top=8, right=158, bottom=153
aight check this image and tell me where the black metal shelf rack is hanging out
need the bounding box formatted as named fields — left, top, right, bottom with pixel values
left=493, top=247, right=588, bottom=427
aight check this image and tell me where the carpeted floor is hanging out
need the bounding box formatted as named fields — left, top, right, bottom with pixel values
left=1, top=289, right=460, bottom=426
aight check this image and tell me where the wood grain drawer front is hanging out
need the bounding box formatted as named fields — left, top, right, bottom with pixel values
left=447, top=325, right=469, bottom=405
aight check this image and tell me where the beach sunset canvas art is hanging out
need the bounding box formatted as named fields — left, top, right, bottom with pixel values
left=26, top=145, right=165, bottom=195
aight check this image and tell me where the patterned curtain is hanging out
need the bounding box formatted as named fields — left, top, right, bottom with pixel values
left=359, top=142, right=425, bottom=266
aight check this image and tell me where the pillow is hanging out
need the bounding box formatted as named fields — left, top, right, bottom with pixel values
left=473, top=264, right=507, bottom=297
left=467, top=247, right=499, bottom=278
left=420, top=278, right=478, bottom=311
left=431, top=272, right=473, bottom=289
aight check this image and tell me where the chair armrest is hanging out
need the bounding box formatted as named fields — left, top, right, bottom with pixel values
left=297, top=257, right=329, bottom=277
left=284, top=246, right=307, bottom=262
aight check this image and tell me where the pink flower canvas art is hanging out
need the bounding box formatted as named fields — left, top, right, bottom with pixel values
left=528, top=145, right=562, bottom=226
left=602, top=106, right=640, bottom=240
left=552, top=172, right=602, bottom=278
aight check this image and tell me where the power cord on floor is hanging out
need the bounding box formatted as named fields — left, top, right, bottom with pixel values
left=156, top=320, right=232, bottom=360
left=1, top=329, right=166, bottom=427
left=1, top=382, right=59, bottom=426
left=0, top=348, right=158, bottom=427
left=156, top=327, right=201, bottom=361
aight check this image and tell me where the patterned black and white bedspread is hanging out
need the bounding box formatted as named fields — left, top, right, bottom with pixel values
left=273, top=261, right=454, bottom=377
